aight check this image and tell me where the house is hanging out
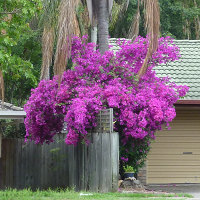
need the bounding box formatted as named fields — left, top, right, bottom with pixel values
left=110, top=39, right=200, bottom=185
left=0, top=101, right=26, bottom=157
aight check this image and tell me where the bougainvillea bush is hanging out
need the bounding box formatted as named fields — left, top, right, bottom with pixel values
left=24, top=36, right=189, bottom=171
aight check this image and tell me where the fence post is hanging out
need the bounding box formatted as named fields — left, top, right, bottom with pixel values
left=76, top=108, right=119, bottom=192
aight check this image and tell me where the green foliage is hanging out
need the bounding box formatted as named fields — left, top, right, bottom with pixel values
left=110, top=0, right=200, bottom=39
left=160, top=0, right=200, bottom=39
left=1, top=120, right=26, bottom=138
left=0, top=0, right=42, bottom=105
left=120, top=135, right=151, bottom=173
left=110, top=0, right=138, bottom=38
left=76, top=3, right=90, bottom=36
left=39, top=0, right=60, bottom=28
left=4, top=30, right=42, bottom=105
left=123, top=165, right=135, bottom=172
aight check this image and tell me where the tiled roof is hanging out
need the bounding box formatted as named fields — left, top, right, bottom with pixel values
left=109, top=39, right=200, bottom=100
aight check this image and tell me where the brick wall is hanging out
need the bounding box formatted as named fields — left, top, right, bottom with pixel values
left=137, top=161, right=147, bottom=185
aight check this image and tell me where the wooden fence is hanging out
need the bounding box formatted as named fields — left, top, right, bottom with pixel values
left=0, top=132, right=119, bottom=192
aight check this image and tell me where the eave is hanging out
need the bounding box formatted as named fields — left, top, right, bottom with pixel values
left=175, top=100, right=200, bottom=105
left=0, top=111, right=26, bottom=119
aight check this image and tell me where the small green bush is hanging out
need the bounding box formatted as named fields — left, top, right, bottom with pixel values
left=123, top=165, right=135, bottom=172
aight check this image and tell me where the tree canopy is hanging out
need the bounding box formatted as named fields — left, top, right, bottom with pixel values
left=110, top=0, right=200, bottom=40
left=0, top=0, right=42, bottom=105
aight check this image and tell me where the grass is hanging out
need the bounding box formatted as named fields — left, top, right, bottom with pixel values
left=0, top=189, right=193, bottom=200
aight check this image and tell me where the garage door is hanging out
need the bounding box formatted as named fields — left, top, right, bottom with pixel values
left=147, top=108, right=200, bottom=184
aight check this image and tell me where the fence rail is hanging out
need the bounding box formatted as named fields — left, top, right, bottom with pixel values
left=0, top=132, right=119, bottom=192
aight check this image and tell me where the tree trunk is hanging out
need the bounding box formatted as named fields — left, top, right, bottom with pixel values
left=91, top=25, right=97, bottom=49
left=97, top=0, right=109, bottom=55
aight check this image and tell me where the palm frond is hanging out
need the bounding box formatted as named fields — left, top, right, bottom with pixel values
left=53, top=0, right=79, bottom=80
left=40, top=0, right=61, bottom=80
left=40, top=0, right=61, bottom=28
left=128, top=0, right=140, bottom=40
left=76, top=2, right=91, bottom=36
left=109, top=1, right=122, bottom=31
left=40, top=26, right=55, bottom=80
left=110, top=0, right=130, bottom=36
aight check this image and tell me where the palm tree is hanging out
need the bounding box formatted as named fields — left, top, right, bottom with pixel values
left=97, top=0, right=113, bottom=54
left=86, top=0, right=113, bottom=54
left=40, top=0, right=160, bottom=80
left=53, top=0, right=80, bottom=78
left=40, top=0, right=80, bottom=80
left=40, top=0, right=59, bottom=80
left=87, top=0, right=160, bottom=77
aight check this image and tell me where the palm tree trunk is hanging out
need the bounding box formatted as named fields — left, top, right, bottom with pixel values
left=91, top=25, right=97, bottom=48
left=97, top=0, right=109, bottom=54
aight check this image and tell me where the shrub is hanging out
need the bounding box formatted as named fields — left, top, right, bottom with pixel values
left=24, top=36, right=189, bottom=168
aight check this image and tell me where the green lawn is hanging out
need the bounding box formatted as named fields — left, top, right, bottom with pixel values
left=0, top=189, right=193, bottom=200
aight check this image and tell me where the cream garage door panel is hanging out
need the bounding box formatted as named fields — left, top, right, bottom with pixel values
left=155, top=136, right=200, bottom=143
left=166, top=123, right=200, bottom=130
left=149, top=155, right=200, bottom=160
left=149, top=171, right=200, bottom=176
left=157, top=130, right=200, bottom=137
left=152, top=143, right=200, bottom=149
left=149, top=148, right=200, bottom=155
left=148, top=160, right=200, bottom=166
left=148, top=165, right=200, bottom=171
left=147, top=109, right=200, bottom=184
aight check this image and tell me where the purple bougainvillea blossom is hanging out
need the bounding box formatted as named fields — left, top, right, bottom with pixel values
left=24, top=36, right=189, bottom=150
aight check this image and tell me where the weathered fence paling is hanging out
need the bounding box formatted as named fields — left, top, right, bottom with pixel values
left=0, top=132, right=119, bottom=192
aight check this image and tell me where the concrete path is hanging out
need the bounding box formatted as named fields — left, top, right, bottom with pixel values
left=146, top=184, right=200, bottom=199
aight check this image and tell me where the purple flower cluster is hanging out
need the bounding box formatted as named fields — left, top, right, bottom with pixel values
left=24, top=36, right=189, bottom=148
left=121, top=157, right=128, bottom=162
